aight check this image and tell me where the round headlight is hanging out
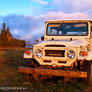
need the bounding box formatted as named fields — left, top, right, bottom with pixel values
left=67, top=50, right=75, bottom=59
left=36, top=49, right=42, bottom=57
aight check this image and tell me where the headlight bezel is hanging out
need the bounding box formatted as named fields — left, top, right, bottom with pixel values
left=35, top=49, right=43, bottom=57
left=67, top=50, right=75, bottom=59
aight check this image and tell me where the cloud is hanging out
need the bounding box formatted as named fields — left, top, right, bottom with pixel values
left=32, top=0, right=48, bottom=5
left=0, top=11, right=90, bottom=41
left=1, top=14, right=43, bottom=41
left=3, top=15, right=41, bottom=31
left=66, top=0, right=92, bottom=12
left=53, top=0, right=92, bottom=13
left=53, top=0, right=62, bottom=5
left=13, top=30, right=18, bottom=34
left=42, top=11, right=89, bottom=20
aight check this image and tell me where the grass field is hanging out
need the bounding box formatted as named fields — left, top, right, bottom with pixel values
left=0, top=48, right=92, bottom=92
left=0, top=49, right=24, bottom=87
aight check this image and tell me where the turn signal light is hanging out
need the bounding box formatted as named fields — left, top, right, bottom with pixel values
left=25, top=50, right=31, bottom=55
left=80, top=51, right=88, bottom=56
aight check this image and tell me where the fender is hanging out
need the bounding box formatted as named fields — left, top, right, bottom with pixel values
left=78, top=51, right=92, bottom=60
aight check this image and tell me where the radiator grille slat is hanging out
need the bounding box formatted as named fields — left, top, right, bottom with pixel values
left=45, top=50, right=65, bottom=57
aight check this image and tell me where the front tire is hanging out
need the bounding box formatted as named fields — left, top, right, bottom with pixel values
left=23, top=59, right=39, bottom=68
left=82, top=61, right=91, bottom=83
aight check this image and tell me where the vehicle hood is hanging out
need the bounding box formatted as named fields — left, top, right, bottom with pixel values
left=35, top=39, right=88, bottom=47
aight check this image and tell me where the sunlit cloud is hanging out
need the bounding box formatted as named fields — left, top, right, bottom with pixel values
left=53, top=0, right=92, bottom=13
left=32, top=0, right=48, bottom=5
left=53, top=0, right=62, bottom=5
left=44, top=11, right=89, bottom=20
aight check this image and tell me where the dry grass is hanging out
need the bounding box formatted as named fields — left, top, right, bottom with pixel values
left=0, top=48, right=91, bottom=92
left=0, top=49, right=25, bottom=87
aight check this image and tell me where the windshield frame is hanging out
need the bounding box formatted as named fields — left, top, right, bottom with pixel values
left=46, top=22, right=88, bottom=36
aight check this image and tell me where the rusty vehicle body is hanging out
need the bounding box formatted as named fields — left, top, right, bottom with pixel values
left=18, top=20, right=92, bottom=82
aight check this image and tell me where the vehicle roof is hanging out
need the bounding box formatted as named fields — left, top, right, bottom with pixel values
left=45, top=20, right=92, bottom=24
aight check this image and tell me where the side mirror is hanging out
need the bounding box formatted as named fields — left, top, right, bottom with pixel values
left=41, top=36, right=44, bottom=41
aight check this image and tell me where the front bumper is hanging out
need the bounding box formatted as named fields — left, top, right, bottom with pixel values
left=18, top=67, right=87, bottom=79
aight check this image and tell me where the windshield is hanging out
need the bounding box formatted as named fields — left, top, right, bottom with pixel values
left=47, top=23, right=88, bottom=36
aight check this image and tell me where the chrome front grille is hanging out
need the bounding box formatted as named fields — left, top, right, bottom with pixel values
left=45, top=50, right=65, bottom=57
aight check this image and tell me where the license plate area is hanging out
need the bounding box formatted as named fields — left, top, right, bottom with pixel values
left=45, top=50, right=65, bottom=57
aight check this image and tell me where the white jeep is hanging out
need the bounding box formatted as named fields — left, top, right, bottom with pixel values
left=23, top=20, right=92, bottom=81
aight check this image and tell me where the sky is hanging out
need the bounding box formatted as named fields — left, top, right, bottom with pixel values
left=0, top=0, right=92, bottom=42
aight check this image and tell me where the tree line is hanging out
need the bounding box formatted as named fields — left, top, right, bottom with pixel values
left=0, top=23, right=26, bottom=47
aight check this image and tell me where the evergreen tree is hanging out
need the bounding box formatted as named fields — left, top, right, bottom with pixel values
left=0, top=22, right=26, bottom=47
left=0, top=23, right=7, bottom=47
left=6, top=27, right=12, bottom=42
left=2, top=23, right=6, bottom=31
